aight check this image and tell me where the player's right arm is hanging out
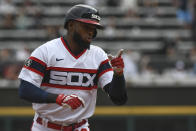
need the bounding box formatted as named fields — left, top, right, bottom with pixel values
left=19, top=80, right=84, bottom=109
left=19, top=80, right=58, bottom=103
left=18, top=44, right=84, bottom=109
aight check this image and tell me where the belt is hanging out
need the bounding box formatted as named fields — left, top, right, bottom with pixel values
left=36, top=117, right=86, bottom=131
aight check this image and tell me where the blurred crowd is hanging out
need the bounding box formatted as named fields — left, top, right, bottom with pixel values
left=0, top=0, right=196, bottom=87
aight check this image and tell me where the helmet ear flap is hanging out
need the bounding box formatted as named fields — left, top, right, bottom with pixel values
left=93, top=29, right=97, bottom=38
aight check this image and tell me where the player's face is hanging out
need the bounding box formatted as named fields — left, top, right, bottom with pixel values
left=73, top=21, right=97, bottom=50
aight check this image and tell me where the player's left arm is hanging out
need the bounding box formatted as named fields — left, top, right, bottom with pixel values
left=103, top=49, right=127, bottom=105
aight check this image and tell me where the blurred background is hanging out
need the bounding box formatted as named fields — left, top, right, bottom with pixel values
left=0, top=0, right=196, bottom=131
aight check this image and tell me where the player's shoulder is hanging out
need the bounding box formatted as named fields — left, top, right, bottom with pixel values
left=89, top=45, right=108, bottom=60
left=31, top=37, right=61, bottom=55
left=41, top=37, right=61, bottom=48
left=34, top=37, right=61, bottom=52
left=90, top=45, right=105, bottom=53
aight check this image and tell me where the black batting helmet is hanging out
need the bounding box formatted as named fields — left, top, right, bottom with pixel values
left=64, top=4, right=104, bottom=30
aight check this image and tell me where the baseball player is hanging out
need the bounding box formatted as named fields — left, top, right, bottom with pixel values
left=18, top=4, right=127, bottom=131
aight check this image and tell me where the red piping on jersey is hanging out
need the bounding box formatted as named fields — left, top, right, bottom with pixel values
left=61, top=37, right=87, bottom=59
left=41, top=83, right=97, bottom=90
left=47, top=67, right=97, bottom=73
left=100, top=59, right=110, bottom=65
left=24, top=66, right=44, bottom=77
left=98, top=68, right=113, bottom=78
left=30, top=56, right=47, bottom=67
left=98, top=59, right=113, bottom=78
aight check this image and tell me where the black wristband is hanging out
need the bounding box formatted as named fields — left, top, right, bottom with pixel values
left=46, top=93, right=58, bottom=103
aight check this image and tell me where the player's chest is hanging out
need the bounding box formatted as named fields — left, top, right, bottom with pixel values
left=42, top=51, right=99, bottom=88
left=47, top=50, right=99, bottom=69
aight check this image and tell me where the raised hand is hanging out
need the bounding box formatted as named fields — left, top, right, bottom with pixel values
left=108, top=49, right=124, bottom=75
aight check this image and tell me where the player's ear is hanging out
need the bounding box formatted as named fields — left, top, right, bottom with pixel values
left=67, top=20, right=74, bottom=31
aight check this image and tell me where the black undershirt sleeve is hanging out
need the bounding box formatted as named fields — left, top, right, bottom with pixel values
left=103, top=74, right=127, bottom=105
left=19, top=80, right=58, bottom=103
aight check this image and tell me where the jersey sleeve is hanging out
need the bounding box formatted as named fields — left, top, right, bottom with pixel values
left=18, top=45, right=48, bottom=87
left=96, top=48, right=113, bottom=88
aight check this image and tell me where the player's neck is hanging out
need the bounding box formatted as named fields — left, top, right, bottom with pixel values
left=64, top=36, right=84, bottom=56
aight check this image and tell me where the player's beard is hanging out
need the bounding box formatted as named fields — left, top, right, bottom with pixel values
left=73, top=31, right=90, bottom=50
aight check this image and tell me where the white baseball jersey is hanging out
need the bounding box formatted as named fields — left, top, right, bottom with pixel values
left=18, top=37, right=113, bottom=125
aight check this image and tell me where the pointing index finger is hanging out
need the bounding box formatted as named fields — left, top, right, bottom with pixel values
left=116, top=49, right=124, bottom=57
